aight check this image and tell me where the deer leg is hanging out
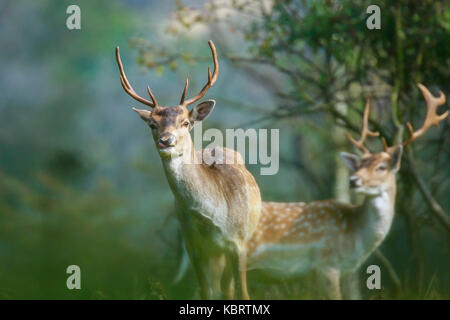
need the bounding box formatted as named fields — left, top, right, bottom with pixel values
left=226, top=241, right=251, bottom=300
left=172, top=235, right=190, bottom=285
left=183, top=239, right=210, bottom=299
left=192, top=257, right=209, bottom=298
left=320, top=267, right=342, bottom=300
left=238, top=247, right=250, bottom=300
left=221, top=256, right=235, bottom=299
left=227, top=247, right=244, bottom=299
left=188, top=243, right=226, bottom=299
left=341, top=271, right=361, bottom=300
left=208, top=254, right=226, bottom=299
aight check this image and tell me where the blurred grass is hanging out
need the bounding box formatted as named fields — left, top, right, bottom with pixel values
left=0, top=169, right=448, bottom=299
left=0, top=170, right=178, bottom=299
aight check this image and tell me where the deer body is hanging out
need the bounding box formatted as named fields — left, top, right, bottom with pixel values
left=165, top=148, right=260, bottom=240
left=166, top=148, right=260, bottom=258
left=248, top=193, right=395, bottom=279
left=115, top=41, right=261, bottom=299
left=167, top=147, right=261, bottom=299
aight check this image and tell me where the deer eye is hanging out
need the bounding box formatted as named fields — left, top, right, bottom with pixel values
left=182, top=120, right=190, bottom=127
left=376, top=163, right=387, bottom=171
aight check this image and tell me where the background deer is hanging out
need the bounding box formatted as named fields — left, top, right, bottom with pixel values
left=115, top=41, right=261, bottom=299
left=246, top=84, right=447, bottom=299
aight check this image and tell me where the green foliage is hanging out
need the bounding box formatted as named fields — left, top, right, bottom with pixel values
left=0, top=0, right=188, bottom=299
left=0, top=171, right=149, bottom=299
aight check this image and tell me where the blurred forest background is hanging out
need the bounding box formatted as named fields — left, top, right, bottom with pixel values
left=0, top=0, right=448, bottom=299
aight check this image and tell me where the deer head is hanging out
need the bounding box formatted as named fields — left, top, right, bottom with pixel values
left=115, top=40, right=219, bottom=159
left=340, top=84, right=447, bottom=196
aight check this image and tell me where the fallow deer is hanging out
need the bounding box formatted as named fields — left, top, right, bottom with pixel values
left=115, top=41, right=261, bottom=299
left=246, top=84, right=447, bottom=299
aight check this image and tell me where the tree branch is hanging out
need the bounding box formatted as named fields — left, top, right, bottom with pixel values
left=404, top=153, right=450, bottom=232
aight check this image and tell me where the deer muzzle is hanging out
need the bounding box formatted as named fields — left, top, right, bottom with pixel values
left=158, top=133, right=177, bottom=149
left=349, top=175, right=362, bottom=189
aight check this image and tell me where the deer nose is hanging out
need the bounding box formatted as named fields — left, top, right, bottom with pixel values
left=158, top=133, right=176, bottom=148
left=349, top=176, right=362, bottom=188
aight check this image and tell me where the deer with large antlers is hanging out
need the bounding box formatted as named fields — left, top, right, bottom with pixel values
left=115, top=41, right=261, bottom=299
left=246, top=84, right=447, bottom=299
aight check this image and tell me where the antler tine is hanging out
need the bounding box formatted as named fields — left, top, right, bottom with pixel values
left=180, top=78, right=189, bottom=105
left=182, top=40, right=219, bottom=107
left=403, top=83, right=448, bottom=147
left=381, top=137, right=389, bottom=152
left=115, top=46, right=157, bottom=108
left=346, top=97, right=380, bottom=154
left=147, top=86, right=158, bottom=106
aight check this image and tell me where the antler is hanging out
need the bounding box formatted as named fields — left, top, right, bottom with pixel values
left=115, top=46, right=158, bottom=108
left=180, top=40, right=219, bottom=107
left=346, top=97, right=380, bottom=154
left=403, top=83, right=448, bottom=147
left=180, top=78, right=189, bottom=105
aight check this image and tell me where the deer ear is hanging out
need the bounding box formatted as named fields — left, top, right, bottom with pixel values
left=132, top=107, right=152, bottom=120
left=389, top=145, right=403, bottom=173
left=339, top=152, right=360, bottom=171
left=189, top=100, right=216, bottom=123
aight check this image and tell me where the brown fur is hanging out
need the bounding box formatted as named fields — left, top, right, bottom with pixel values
left=247, top=200, right=357, bottom=255
left=139, top=104, right=261, bottom=300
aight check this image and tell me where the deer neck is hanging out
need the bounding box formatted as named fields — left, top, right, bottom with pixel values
left=357, top=181, right=396, bottom=254
left=160, top=139, right=225, bottom=225
left=161, top=139, right=198, bottom=200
